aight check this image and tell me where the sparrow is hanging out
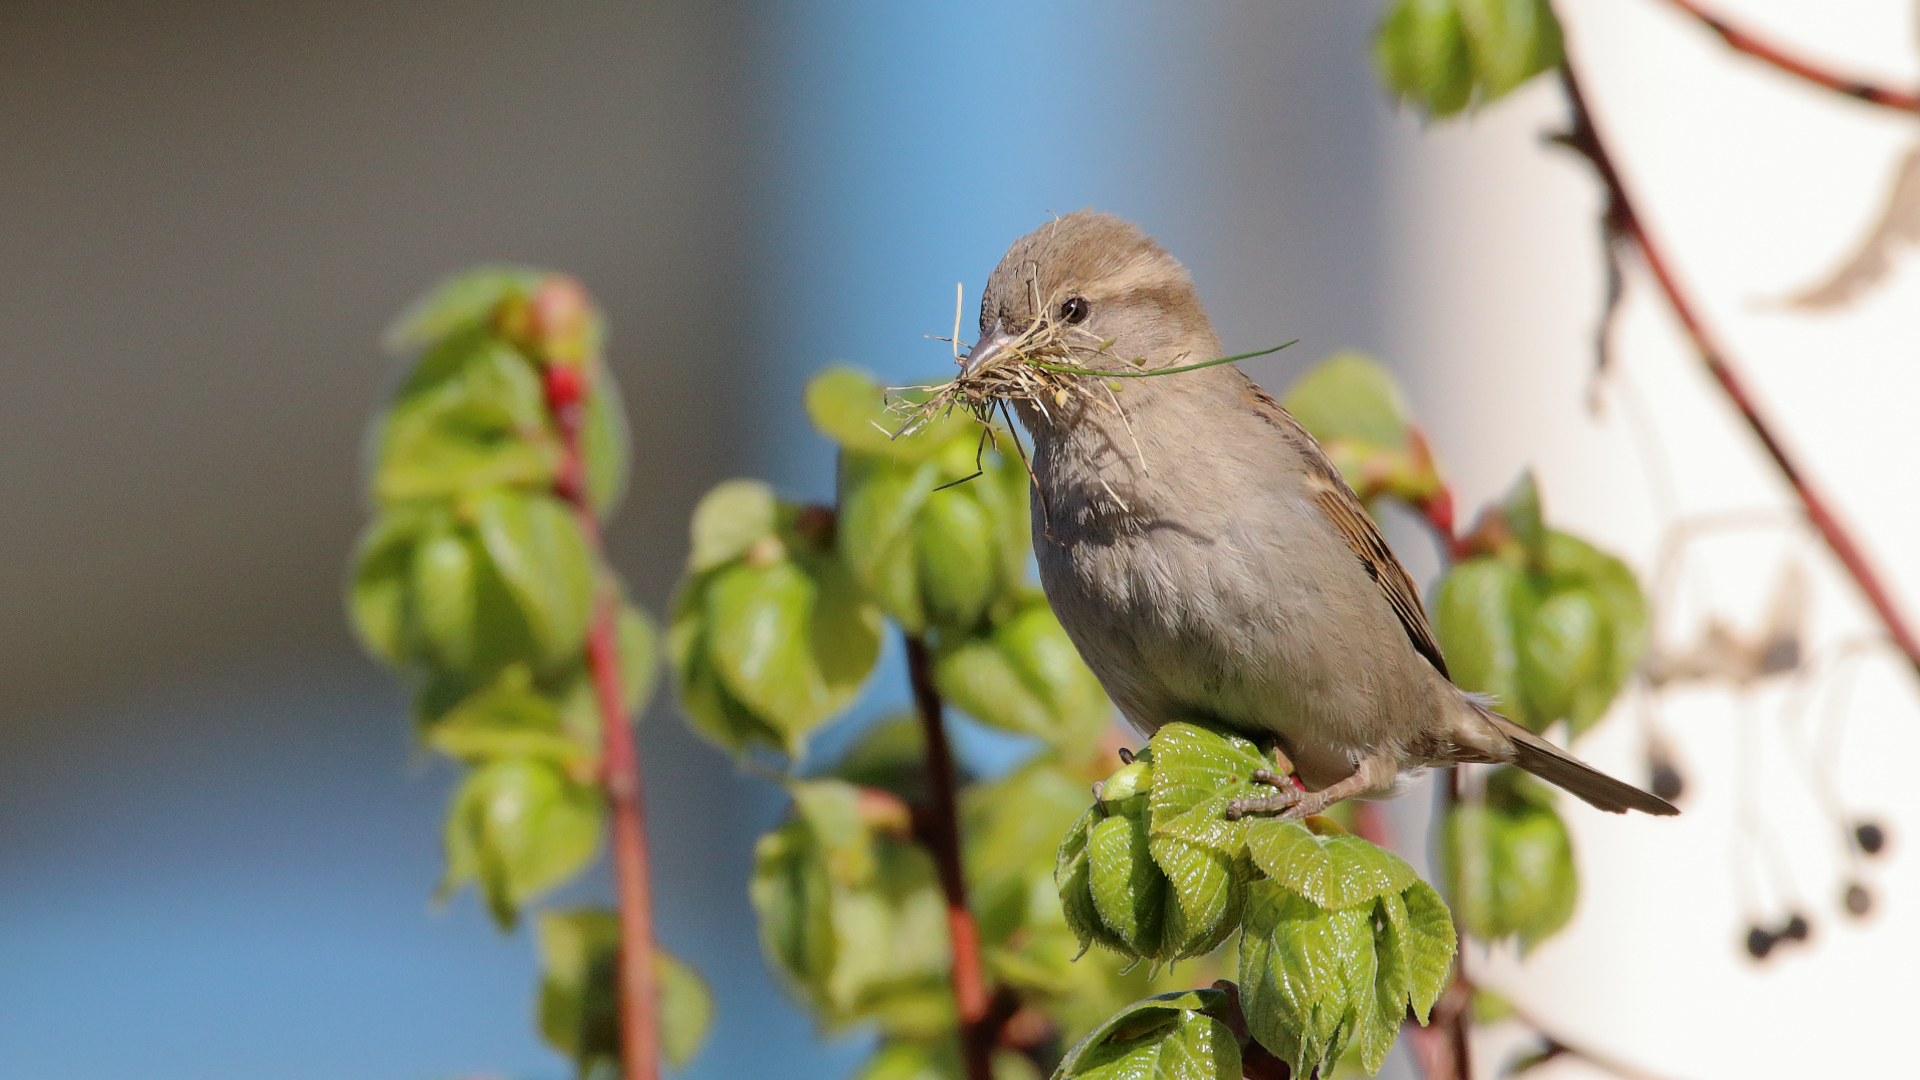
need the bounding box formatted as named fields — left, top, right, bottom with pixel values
left=961, top=210, right=1676, bottom=818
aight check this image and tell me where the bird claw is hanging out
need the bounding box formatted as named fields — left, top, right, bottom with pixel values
left=1224, top=787, right=1304, bottom=821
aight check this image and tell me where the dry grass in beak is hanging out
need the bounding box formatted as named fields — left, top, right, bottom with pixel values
left=888, top=278, right=1297, bottom=443
left=889, top=283, right=1106, bottom=439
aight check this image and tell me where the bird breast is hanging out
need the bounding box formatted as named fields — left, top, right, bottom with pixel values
left=1025, top=397, right=1443, bottom=773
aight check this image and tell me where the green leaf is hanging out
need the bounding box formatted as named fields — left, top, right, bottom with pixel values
left=706, top=559, right=857, bottom=748
left=656, top=946, right=716, bottom=1070
left=385, top=265, right=543, bottom=353
left=935, top=592, right=1113, bottom=750
left=348, top=504, right=432, bottom=668
left=1281, top=351, right=1411, bottom=451
left=616, top=601, right=662, bottom=716
left=839, top=455, right=939, bottom=632
left=751, top=818, right=838, bottom=1000
left=1087, top=805, right=1167, bottom=959
left=536, top=909, right=715, bottom=1075
left=1499, top=471, right=1547, bottom=563
left=751, top=780, right=949, bottom=1029
left=807, top=365, right=973, bottom=461
left=1238, top=883, right=1377, bottom=1079
left=1517, top=586, right=1604, bottom=725
left=411, top=522, right=483, bottom=672
left=1399, top=880, right=1457, bottom=1020
left=965, top=764, right=1096, bottom=945
left=1456, top=0, right=1563, bottom=100
left=830, top=375, right=1029, bottom=636
left=1245, top=820, right=1419, bottom=910
left=1433, top=558, right=1528, bottom=721
left=1145, top=722, right=1273, bottom=854
left=1238, top=874, right=1455, bottom=1078
left=854, top=1040, right=1044, bottom=1080
left=536, top=907, right=622, bottom=1078
left=688, top=479, right=777, bottom=573
left=374, top=333, right=559, bottom=503
left=425, top=666, right=590, bottom=766
left=829, top=714, right=930, bottom=803
left=1442, top=767, right=1576, bottom=949
left=470, top=488, right=597, bottom=667
left=807, top=365, right=910, bottom=457
left=1054, top=989, right=1242, bottom=1080
left=581, top=358, right=631, bottom=519
left=1056, top=805, right=1137, bottom=960
left=667, top=575, right=788, bottom=754
left=440, top=758, right=603, bottom=928
left=1374, top=0, right=1475, bottom=118
left=1148, top=834, right=1247, bottom=962
left=674, top=502, right=882, bottom=757
left=917, top=487, right=999, bottom=630
left=1542, top=531, right=1648, bottom=736
left=1072, top=789, right=1246, bottom=963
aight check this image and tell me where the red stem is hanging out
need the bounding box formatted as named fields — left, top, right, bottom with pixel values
left=1659, top=0, right=1920, bottom=112
left=549, top=366, right=659, bottom=1080
left=1555, top=61, right=1920, bottom=682
left=903, top=633, right=994, bottom=1080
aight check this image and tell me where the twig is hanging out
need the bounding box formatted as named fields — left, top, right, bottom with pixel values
left=903, top=633, right=994, bottom=1080
left=1552, top=57, right=1920, bottom=682
left=1657, top=0, right=1920, bottom=112
left=537, top=280, right=660, bottom=1080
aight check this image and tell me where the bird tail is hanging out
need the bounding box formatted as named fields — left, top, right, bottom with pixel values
left=1473, top=700, right=1679, bottom=817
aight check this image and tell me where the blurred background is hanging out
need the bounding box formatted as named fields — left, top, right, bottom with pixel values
left=0, top=0, right=1913, bottom=1077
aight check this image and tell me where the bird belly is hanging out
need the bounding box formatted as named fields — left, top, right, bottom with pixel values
left=1036, top=501, right=1439, bottom=788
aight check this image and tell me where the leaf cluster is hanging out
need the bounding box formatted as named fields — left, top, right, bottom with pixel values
left=1054, top=724, right=1456, bottom=1079
left=1374, top=0, right=1564, bottom=118
left=1441, top=767, right=1578, bottom=950
left=348, top=268, right=710, bottom=1075
left=1433, top=473, right=1648, bottom=739
left=675, top=369, right=1216, bottom=1077
left=675, top=353, right=1646, bottom=1079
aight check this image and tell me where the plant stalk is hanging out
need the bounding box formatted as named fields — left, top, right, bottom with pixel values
left=549, top=368, right=659, bottom=1080
left=589, top=597, right=662, bottom=1080
left=1555, top=58, right=1920, bottom=682
left=904, top=632, right=994, bottom=1080
left=1658, top=0, right=1920, bottom=112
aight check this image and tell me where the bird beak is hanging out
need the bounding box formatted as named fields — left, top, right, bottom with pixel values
left=961, top=321, right=1017, bottom=377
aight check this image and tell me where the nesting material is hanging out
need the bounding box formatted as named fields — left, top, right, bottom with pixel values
left=886, top=279, right=1295, bottom=443
left=888, top=280, right=1112, bottom=441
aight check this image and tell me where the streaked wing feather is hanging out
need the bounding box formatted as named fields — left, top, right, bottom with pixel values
left=1241, top=382, right=1451, bottom=680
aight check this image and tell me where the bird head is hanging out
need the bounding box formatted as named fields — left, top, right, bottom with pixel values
left=963, top=212, right=1222, bottom=409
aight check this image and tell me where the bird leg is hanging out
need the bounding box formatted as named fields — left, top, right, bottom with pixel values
left=1224, top=784, right=1301, bottom=820
left=1224, top=746, right=1305, bottom=819
left=1276, top=754, right=1396, bottom=821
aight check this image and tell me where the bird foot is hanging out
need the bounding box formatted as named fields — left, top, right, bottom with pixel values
left=1224, top=786, right=1303, bottom=820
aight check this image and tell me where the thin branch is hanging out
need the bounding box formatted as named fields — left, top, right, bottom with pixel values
left=539, top=282, right=659, bottom=1080
left=1657, top=0, right=1920, bottom=112
left=1554, top=59, right=1920, bottom=683
left=903, top=633, right=995, bottom=1080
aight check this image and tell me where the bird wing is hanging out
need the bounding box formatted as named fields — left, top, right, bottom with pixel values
left=1241, top=381, right=1451, bottom=680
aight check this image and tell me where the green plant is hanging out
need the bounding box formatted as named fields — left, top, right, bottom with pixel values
left=349, top=269, right=712, bottom=1080
left=666, top=355, right=1647, bottom=1080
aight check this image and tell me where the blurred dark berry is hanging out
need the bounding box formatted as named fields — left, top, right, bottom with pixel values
left=1745, top=926, right=1776, bottom=960
left=1854, top=820, right=1886, bottom=856
left=1650, top=761, right=1684, bottom=802
left=1780, top=913, right=1810, bottom=942
left=1844, top=883, right=1873, bottom=917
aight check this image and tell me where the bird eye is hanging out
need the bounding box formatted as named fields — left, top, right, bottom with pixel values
left=1058, top=296, right=1091, bottom=324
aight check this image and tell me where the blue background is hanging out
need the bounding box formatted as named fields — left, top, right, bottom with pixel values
left=0, top=2, right=1389, bottom=1076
